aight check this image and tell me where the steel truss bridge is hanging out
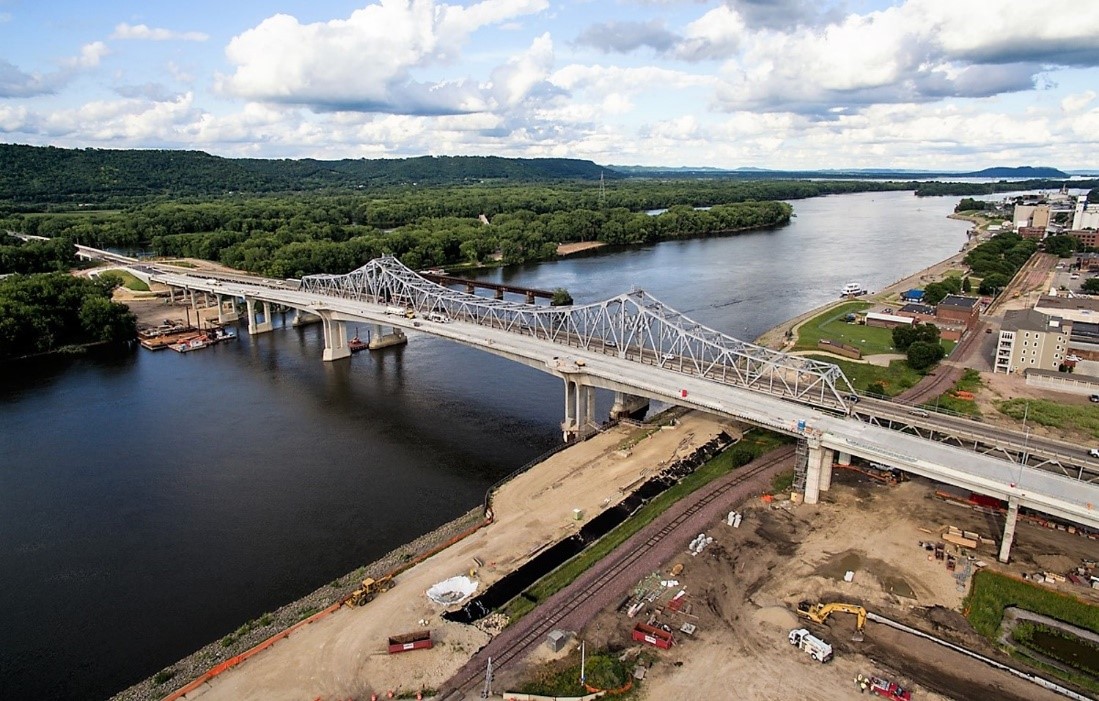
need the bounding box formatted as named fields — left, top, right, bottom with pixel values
left=129, top=252, right=1099, bottom=543
left=302, top=256, right=855, bottom=411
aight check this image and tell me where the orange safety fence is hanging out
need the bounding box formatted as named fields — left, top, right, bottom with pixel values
left=161, top=516, right=494, bottom=701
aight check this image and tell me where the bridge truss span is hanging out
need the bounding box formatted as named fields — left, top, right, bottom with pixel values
left=302, top=256, right=855, bottom=409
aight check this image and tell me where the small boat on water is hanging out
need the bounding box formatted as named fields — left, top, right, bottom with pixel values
left=170, top=334, right=210, bottom=352
left=349, top=328, right=368, bottom=353
left=841, top=282, right=866, bottom=297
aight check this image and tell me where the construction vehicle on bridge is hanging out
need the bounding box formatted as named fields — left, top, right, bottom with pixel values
left=796, top=600, right=867, bottom=641
left=345, top=574, right=394, bottom=607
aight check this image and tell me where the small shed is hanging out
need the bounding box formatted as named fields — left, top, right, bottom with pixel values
left=901, top=289, right=925, bottom=302
left=865, top=312, right=915, bottom=329
left=546, top=629, right=570, bottom=652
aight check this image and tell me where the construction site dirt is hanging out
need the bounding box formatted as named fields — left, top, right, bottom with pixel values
left=167, top=410, right=1098, bottom=701
left=490, top=467, right=1097, bottom=701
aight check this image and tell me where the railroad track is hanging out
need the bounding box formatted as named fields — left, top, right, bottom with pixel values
left=436, top=445, right=794, bottom=699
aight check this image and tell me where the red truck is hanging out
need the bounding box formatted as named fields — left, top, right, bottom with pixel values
left=868, top=676, right=912, bottom=701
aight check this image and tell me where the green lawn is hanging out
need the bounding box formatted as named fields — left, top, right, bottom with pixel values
left=793, top=301, right=879, bottom=352
left=998, top=398, right=1099, bottom=440
left=100, top=269, right=149, bottom=292
left=802, top=354, right=924, bottom=397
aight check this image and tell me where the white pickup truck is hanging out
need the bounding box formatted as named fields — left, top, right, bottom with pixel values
left=788, top=628, right=833, bottom=663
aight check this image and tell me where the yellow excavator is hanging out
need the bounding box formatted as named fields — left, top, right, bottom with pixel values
left=796, top=600, right=867, bottom=641
left=345, top=574, right=394, bottom=608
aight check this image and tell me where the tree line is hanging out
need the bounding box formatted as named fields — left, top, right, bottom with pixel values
left=0, top=273, right=136, bottom=359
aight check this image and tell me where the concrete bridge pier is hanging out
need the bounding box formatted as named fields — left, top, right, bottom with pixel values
left=245, top=298, right=274, bottom=335
left=292, top=309, right=320, bottom=327
left=561, top=379, right=596, bottom=441
left=610, top=391, right=649, bottom=420
left=319, top=314, right=350, bottom=361
left=999, top=496, right=1020, bottom=563
left=368, top=323, right=407, bottom=350
left=217, top=295, right=239, bottom=324
left=803, top=436, right=824, bottom=504
left=836, top=451, right=852, bottom=466
left=819, top=448, right=835, bottom=492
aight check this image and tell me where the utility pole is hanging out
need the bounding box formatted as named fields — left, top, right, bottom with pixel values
left=481, top=656, right=493, bottom=698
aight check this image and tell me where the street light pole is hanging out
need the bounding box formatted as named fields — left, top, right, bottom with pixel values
left=579, top=639, right=586, bottom=687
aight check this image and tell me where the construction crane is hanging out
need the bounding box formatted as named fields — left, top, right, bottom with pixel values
left=796, top=600, right=867, bottom=641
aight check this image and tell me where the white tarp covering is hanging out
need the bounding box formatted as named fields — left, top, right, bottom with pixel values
left=427, top=576, right=478, bottom=605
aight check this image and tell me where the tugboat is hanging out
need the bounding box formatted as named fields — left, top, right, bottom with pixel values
left=841, top=282, right=866, bottom=297
left=349, top=328, right=368, bottom=353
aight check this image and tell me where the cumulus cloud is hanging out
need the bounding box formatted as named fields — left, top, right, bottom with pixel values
left=723, top=0, right=844, bottom=31
left=216, top=0, right=548, bottom=115
left=674, top=5, right=747, bottom=61
left=709, top=0, right=1099, bottom=115
left=489, top=33, right=561, bottom=108
left=574, top=20, right=678, bottom=54
left=64, top=42, right=110, bottom=69
left=111, top=23, right=209, bottom=42
left=0, top=59, right=59, bottom=97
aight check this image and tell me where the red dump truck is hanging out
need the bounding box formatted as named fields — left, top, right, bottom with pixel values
left=631, top=622, right=674, bottom=649
left=387, top=630, right=433, bottom=654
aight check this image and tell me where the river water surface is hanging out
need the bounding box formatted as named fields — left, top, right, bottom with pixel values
left=0, top=190, right=969, bottom=699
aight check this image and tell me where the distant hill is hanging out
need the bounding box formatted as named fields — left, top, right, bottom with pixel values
left=960, top=166, right=1067, bottom=178
left=0, top=144, right=615, bottom=203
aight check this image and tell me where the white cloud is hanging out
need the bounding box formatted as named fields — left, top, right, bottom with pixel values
left=1062, top=91, right=1097, bottom=113
left=111, top=23, right=209, bottom=42
left=216, top=0, right=548, bottom=115
left=64, top=42, right=110, bottom=69
left=489, top=33, right=556, bottom=108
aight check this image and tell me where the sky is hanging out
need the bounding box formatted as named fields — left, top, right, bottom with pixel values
left=1, top=0, right=1097, bottom=170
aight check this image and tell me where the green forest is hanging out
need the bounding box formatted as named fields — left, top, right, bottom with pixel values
left=0, top=273, right=137, bottom=359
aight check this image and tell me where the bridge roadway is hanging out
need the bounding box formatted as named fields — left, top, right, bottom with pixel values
left=148, top=271, right=1099, bottom=539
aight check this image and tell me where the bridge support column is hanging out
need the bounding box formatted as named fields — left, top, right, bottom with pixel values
left=836, top=451, right=852, bottom=466
left=292, top=309, right=320, bottom=327
left=320, top=315, right=350, bottom=361
left=610, top=392, right=649, bottom=420
left=561, top=380, right=595, bottom=441
left=999, top=496, right=1020, bottom=563
left=819, top=448, right=834, bottom=492
left=367, top=322, right=408, bottom=350
left=803, top=436, right=824, bottom=505
left=217, top=295, right=238, bottom=324
left=245, top=298, right=273, bottom=335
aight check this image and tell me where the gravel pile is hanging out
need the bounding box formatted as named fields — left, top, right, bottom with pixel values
left=112, top=506, right=484, bottom=701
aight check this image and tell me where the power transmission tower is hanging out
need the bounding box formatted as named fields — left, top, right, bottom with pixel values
left=599, top=171, right=606, bottom=209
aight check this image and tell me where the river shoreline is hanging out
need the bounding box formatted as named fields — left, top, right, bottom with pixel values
left=111, top=507, right=485, bottom=701
left=753, top=225, right=974, bottom=350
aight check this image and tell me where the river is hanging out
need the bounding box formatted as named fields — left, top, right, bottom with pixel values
left=0, top=190, right=969, bottom=699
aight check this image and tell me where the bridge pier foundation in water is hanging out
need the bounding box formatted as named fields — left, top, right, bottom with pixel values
left=318, top=314, right=350, bottom=361
left=216, top=294, right=238, bottom=324
left=245, top=298, right=274, bottom=335
left=367, top=323, right=407, bottom=351
left=292, top=309, right=320, bottom=327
